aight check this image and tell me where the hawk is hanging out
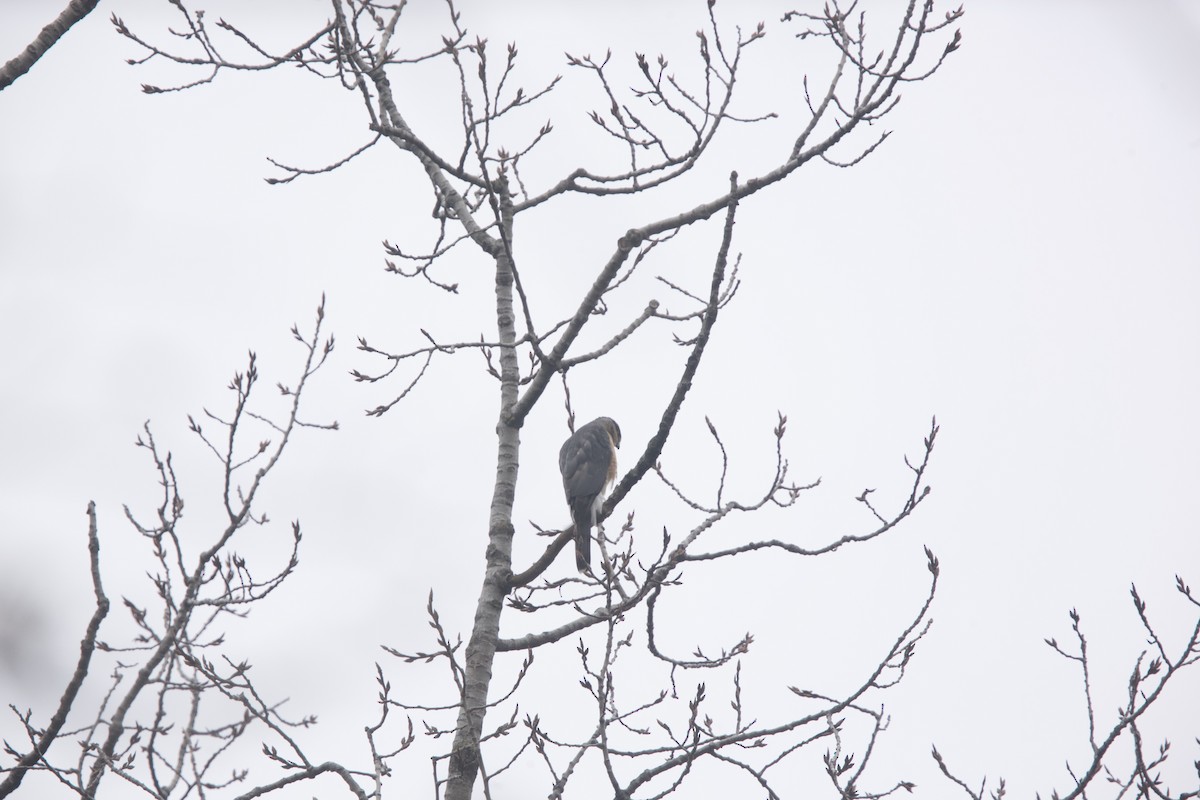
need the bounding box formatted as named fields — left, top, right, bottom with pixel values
left=558, top=417, right=621, bottom=572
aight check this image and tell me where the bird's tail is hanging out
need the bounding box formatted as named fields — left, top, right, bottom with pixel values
left=571, top=503, right=592, bottom=572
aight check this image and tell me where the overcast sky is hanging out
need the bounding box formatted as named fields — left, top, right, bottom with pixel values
left=2, top=1, right=1199, bottom=798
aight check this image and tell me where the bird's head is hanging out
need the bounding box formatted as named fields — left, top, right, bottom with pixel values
left=601, top=417, right=622, bottom=448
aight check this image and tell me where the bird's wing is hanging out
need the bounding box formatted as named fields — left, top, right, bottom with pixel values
left=559, top=423, right=613, bottom=500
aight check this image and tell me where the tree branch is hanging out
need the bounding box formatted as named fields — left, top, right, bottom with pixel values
left=0, top=0, right=100, bottom=91
left=0, top=502, right=109, bottom=798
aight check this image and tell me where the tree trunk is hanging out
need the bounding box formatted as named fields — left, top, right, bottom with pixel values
left=445, top=178, right=519, bottom=800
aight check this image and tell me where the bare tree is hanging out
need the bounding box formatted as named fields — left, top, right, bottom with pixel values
left=4, top=2, right=1195, bottom=799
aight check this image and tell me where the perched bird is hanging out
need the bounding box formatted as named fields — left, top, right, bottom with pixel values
left=558, top=417, right=622, bottom=572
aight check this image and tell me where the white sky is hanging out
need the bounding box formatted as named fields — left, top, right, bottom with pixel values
left=2, top=1, right=1199, bottom=798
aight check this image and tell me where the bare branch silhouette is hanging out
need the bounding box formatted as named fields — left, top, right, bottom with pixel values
left=0, top=0, right=101, bottom=90
left=935, top=577, right=1200, bottom=800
